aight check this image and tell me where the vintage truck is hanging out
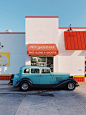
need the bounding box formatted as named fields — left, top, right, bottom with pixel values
left=9, top=66, right=79, bottom=91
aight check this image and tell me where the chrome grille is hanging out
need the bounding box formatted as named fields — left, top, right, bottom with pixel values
left=56, top=77, right=62, bottom=81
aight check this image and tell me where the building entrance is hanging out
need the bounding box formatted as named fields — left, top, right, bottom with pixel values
left=31, top=57, right=53, bottom=72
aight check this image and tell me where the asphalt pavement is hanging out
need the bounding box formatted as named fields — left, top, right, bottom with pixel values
left=0, top=80, right=86, bottom=115
left=0, top=81, right=86, bottom=115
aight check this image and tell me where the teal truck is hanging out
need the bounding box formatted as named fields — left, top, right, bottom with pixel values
left=9, top=66, right=79, bottom=91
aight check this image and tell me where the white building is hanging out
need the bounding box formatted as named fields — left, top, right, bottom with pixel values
left=0, top=16, right=85, bottom=82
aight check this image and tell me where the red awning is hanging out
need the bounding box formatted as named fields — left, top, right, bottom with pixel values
left=27, top=44, right=59, bottom=56
left=64, top=31, right=86, bottom=50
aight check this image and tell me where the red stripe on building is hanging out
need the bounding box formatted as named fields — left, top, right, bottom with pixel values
left=25, top=16, right=59, bottom=18
left=0, top=32, right=25, bottom=34
left=59, top=27, right=86, bottom=29
left=0, top=75, right=11, bottom=80
left=73, top=77, right=85, bottom=82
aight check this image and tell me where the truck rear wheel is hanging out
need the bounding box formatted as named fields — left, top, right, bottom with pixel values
left=67, top=82, right=75, bottom=90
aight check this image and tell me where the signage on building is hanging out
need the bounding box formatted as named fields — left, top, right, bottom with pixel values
left=0, top=52, right=10, bottom=66
left=27, top=44, right=59, bottom=56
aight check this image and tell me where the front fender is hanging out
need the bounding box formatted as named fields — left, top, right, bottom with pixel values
left=53, top=78, right=78, bottom=88
left=14, top=78, right=32, bottom=87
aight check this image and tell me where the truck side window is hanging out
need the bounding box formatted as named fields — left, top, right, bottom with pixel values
left=41, top=69, right=50, bottom=74
left=23, top=68, right=29, bottom=73
left=31, top=69, right=39, bottom=73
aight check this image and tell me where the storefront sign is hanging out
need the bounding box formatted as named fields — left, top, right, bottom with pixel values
left=29, top=45, right=56, bottom=50
left=0, top=52, right=10, bottom=66
left=64, top=31, right=86, bottom=50
left=27, top=44, right=59, bottom=56
left=28, top=51, right=58, bottom=55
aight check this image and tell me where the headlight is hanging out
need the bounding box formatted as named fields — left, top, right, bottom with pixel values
left=16, top=79, right=18, bottom=83
left=11, top=74, right=14, bottom=79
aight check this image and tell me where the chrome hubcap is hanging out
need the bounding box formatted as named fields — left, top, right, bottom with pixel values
left=22, top=83, right=28, bottom=90
left=68, top=83, right=74, bottom=89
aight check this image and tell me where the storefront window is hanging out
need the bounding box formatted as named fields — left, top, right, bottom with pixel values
left=31, top=57, right=53, bottom=72
left=38, top=57, right=46, bottom=62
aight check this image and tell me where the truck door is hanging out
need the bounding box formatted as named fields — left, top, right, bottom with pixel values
left=40, top=69, right=51, bottom=84
left=30, top=68, right=40, bottom=84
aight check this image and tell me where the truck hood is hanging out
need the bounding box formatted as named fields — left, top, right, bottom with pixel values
left=51, top=72, right=70, bottom=76
left=14, top=73, right=19, bottom=79
left=51, top=72, right=70, bottom=80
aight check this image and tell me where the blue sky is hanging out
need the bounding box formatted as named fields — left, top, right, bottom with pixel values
left=0, top=0, right=86, bottom=32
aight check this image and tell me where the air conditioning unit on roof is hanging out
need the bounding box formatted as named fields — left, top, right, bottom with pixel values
left=5, top=30, right=12, bottom=32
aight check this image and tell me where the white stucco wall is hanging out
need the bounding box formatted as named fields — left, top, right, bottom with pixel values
left=0, top=33, right=25, bottom=74
left=58, top=28, right=85, bottom=76
left=25, top=17, right=58, bottom=44
left=25, top=17, right=59, bottom=72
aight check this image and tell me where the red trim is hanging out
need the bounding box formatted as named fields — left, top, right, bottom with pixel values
left=73, top=77, right=85, bottom=82
left=0, top=76, right=11, bottom=80
left=25, top=16, right=59, bottom=18
left=0, top=32, right=25, bottom=34
left=59, top=27, right=86, bottom=29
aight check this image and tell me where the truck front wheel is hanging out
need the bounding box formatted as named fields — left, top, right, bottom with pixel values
left=20, top=82, right=30, bottom=91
